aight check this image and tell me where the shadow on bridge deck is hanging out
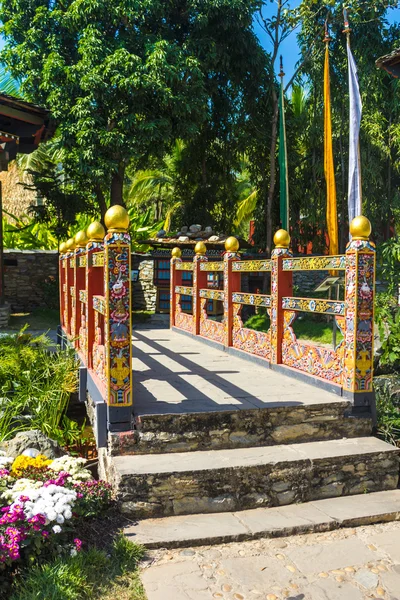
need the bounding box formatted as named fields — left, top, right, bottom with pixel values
left=131, top=322, right=345, bottom=418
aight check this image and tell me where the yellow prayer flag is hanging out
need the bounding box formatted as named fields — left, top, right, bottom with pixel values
left=324, top=44, right=338, bottom=256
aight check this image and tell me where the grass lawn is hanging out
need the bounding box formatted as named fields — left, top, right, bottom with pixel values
left=244, top=312, right=343, bottom=346
left=8, top=308, right=60, bottom=331
left=9, top=533, right=146, bottom=600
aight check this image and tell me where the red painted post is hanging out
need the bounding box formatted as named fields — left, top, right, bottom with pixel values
left=59, top=242, right=67, bottom=332
left=103, top=206, right=133, bottom=431
left=193, top=242, right=208, bottom=335
left=64, top=237, right=75, bottom=338
left=223, top=237, right=241, bottom=347
left=73, top=230, right=88, bottom=352
left=343, top=216, right=376, bottom=416
left=270, top=229, right=293, bottom=364
left=170, top=247, right=182, bottom=328
left=85, top=222, right=105, bottom=369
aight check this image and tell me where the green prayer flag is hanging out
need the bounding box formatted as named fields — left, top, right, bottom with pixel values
left=279, top=79, right=289, bottom=231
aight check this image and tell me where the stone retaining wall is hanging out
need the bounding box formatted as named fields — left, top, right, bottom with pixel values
left=3, top=249, right=59, bottom=312
left=132, top=254, right=157, bottom=312
left=110, top=449, right=399, bottom=519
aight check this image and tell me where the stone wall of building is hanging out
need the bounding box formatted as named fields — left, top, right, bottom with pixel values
left=0, top=162, right=37, bottom=219
left=132, top=254, right=157, bottom=312
left=3, top=250, right=59, bottom=312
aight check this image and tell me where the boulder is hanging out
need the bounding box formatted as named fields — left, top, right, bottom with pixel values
left=178, top=236, right=189, bottom=242
left=205, top=226, right=213, bottom=234
left=208, top=235, right=220, bottom=242
left=156, top=229, right=166, bottom=238
left=189, top=224, right=202, bottom=233
left=0, top=430, right=64, bottom=459
left=181, top=226, right=188, bottom=233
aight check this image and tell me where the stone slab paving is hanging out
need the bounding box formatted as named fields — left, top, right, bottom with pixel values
left=126, top=491, right=400, bottom=549
left=140, top=520, right=400, bottom=600
left=132, top=327, right=348, bottom=416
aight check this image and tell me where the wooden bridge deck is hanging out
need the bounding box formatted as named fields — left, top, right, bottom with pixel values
left=132, top=323, right=344, bottom=417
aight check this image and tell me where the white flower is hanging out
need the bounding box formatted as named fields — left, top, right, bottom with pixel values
left=52, top=525, right=62, bottom=534
left=70, top=548, right=77, bottom=557
left=49, top=456, right=92, bottom=483
left=10, top=484, right=77, bottom=523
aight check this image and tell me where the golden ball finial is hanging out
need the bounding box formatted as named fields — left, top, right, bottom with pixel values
left=66, top=238, right=76, bottom=252
left=74, top=230, right=89, bottom=248
left=350, top=215, right=372, bottom=241
left=171, top=247, right=182, bottom=259
left=195, top=241, right=207, bottom=255
left=225, top=236, right=240, bottom=253
left=273, top=229, right=291, bottom=249
left=87, top=221, right=106, bottom=241
left=104, top=205, right=130, bottom=231
left=59, top=242, right=67, bottom=254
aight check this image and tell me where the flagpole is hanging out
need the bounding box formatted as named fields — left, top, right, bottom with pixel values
left=344, top=7, right=363, bottom=229
left=279, top=56, right=289, bottom=231
left=323, top=18, right=338, bottom=258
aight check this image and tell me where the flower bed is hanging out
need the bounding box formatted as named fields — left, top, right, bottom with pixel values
left=0, top=450, right=112, bottom=595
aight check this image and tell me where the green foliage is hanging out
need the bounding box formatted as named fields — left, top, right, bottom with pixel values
left=377, top=237, right=400, bottom=294
left=376, top=383, right=400, bottom=447
left=244, top=311, right=342, bottom=345
left=0, top=0, right=264, bottom=225
left=10, top=534, right=145, bottom=600
left=0, top=329, right=78, bottom=445
left=375, top=292, right=400, bottom=371
left=297, top=1, right=400, bottom=248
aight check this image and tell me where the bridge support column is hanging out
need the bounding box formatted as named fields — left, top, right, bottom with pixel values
left=343, top=217, right=376, bottom=418
left=223, top=237, right=241, bottom=347
left=170, top=248, right=182, bottom=328
left=193, top=242, right=208, bottom=335
left=270, top=230, right=293, bottom=365
left=103, top=206, right=133, bottom=432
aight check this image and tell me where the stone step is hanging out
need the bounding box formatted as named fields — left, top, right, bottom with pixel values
left=124, top=489, right=400, bottom=549
left=103, top=437, right=399, bottom=519
left=109, top=402, right=372, bottom=455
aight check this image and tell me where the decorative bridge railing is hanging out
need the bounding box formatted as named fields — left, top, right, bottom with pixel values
left=59, top=206, right=133, bottom=445
left=171, top=216, right=376, bottom=414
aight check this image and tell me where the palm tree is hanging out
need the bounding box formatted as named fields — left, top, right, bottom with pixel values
left=126, top=140, right=185, bottom=231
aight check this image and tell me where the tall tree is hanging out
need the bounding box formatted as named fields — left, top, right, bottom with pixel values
left=0, top=0, right=263, bottom=220
left=298, top=0, right=400, bottom=247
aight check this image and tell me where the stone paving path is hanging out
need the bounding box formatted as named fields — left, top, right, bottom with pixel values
left=141, top=521, right=400, bottom=600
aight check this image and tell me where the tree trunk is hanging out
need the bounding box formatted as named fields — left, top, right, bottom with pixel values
left=95, top=184, right=108, bottom=223
left=266, top=85, right=279, bottom=256
left=110, top=163, right=125, bottom=206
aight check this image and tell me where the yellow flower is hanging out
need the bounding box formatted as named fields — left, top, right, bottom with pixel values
left=11, top=454, right=53, bottom=477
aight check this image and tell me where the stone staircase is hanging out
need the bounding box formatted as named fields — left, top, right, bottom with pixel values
left=99, top=398, right=400, bottom=548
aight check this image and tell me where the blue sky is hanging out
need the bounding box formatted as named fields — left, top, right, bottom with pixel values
left=254, top=1, right=400, bottom=81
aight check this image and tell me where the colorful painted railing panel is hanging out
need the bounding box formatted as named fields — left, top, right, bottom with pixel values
left=92, top=252, right=105, bottom=267
left=175, top=286, right=193, bottom=296
left=200, top=262, right=224, bottom=272
left=199, top=289, right=225, bottom=301
left=79, top=255, right=87, bottom=268
left=175, top=296, right=193, bottom=333
left=232, top=259, right=272, bottom=272
left=93, top=295, right=106, bottom=315
left=232, top=304, right=271, bottom=359
left=79, top=290, right=87, bottom=304
left=282, top=255, right=346, bottom=271
left=175, top=263, right=194, bottom=271
left=282, top=311, right=344, bottom=385
left=199, top=298, right=225, bottom=344
left=282, top=297, right=345, bottom=316
left=70, top=286, right=75, bottom=298
left=232, top=292, right=271, bottom=308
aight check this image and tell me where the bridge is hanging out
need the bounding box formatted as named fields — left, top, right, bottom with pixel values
left=58, top=206, right=400, bottom=547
